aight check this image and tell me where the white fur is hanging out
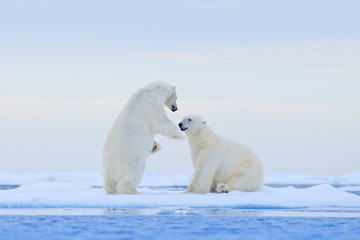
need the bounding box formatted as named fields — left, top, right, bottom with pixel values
left=179, top=115, right=264, bottom=194
left=103, top=81, right=184, bottom=194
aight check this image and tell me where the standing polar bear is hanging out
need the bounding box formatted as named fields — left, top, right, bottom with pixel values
left=103, top=81, right=184, bottom=194
left=179, top=115, right=264, bottom=194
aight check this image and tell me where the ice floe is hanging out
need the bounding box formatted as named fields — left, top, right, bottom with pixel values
left=0, top=172, right=359, bottom=209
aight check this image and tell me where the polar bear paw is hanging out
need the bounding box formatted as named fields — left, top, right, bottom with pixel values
left=151, top=141, right=161, bottom=154
left=173, top=131, right=185, bottom=140
left=182, top=190, right=194, bottom=194
left=215, top=183, right=231, bottom=194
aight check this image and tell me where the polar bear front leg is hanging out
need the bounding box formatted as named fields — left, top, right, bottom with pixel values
left=186, top=165, right=217, bottom=194
left=158, top=120, right=185, bottom=140
left=151, top=140, right=161, bottom=154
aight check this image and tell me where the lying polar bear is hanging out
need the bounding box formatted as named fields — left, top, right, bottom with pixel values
left=103, top=81, right=185, bottom=194
left=179, top=115, right=264, bottom=194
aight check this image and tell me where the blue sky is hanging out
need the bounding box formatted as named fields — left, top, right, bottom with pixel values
left=1, top=1, right=359, bottom=175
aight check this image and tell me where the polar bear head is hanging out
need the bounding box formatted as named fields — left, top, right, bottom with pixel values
left=145, top=81, right=178, bottom=112
left=164, top=90, right=178, bottom=112
left=178, top=115, right=207, bottom=134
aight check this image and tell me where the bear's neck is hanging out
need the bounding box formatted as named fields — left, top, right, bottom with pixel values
left=187, top=125, right=216, bottom=151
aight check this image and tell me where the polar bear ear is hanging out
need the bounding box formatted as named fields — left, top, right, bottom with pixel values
left=202, top=121, right=207, bottom=124
left=172, top=86, right=177, bottom=90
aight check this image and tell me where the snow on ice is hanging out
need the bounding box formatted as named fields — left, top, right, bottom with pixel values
left=0, top=172, right=359, bottom=209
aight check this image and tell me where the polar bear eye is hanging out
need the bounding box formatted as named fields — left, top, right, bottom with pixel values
left=188, top=119, right=192, bottom=122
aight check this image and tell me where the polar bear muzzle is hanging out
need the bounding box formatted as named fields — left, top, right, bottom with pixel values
left=178, top=122, right=188, bottom=131
left=171, top=104, right=177, bottom=112
left=164, top=91, right=178, bottom=112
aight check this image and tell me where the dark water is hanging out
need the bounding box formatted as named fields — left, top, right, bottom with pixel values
left=0, top=185, right=20, bottom=190
left=1, top=215, right=360, bottom=240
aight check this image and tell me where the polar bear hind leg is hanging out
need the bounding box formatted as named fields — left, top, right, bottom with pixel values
left=216, top=173, right=262, bottom=193
left=115, top=159, right=146, bottom=194
left=215, top=183, right=232, bottom=193
left=115, top=171, right=143, bottom=194
left=104, top=177, right=118, bottom=194
left=225, top=174, right=262, bottom=192
left=116, top=181, right=139, bottom=194
left=105, top=178, right=140, bottom=194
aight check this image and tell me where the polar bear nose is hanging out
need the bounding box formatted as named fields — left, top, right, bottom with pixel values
left=171, top=105, right=177, bottom=112
left=178, top=122, right=187, bottom=131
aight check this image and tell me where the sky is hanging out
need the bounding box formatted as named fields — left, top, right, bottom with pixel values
left=0, top=0, right=359, bottom=175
